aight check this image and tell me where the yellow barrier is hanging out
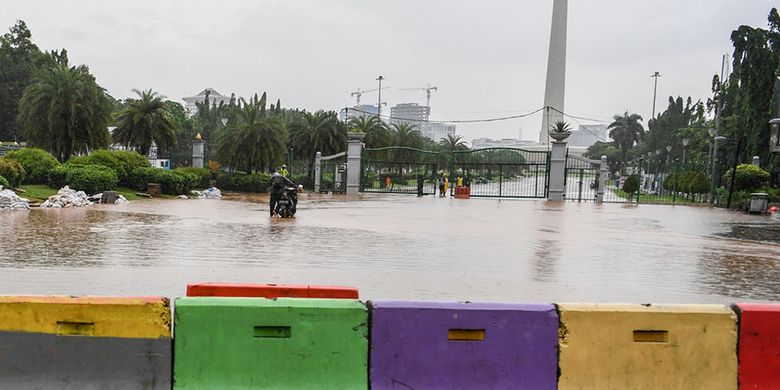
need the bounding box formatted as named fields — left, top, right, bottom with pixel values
left=557, top=303, right=737, bottom=390
left=0, top=296, right=171, bottom=339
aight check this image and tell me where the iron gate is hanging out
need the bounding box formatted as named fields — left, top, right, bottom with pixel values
left=564, top=154, right=601, bottom=202
left=317, top=152, right=347, bottom=193
left=361, top=147, right=439, bottom=194
left=450, top=147, right=550, bottom=198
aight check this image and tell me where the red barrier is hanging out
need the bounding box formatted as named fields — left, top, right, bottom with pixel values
left=186, top=283, right=359, bottom=299
left=736, top=303, right=780, bottom=389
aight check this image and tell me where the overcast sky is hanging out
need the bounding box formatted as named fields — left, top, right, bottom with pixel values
left=2, top=1, right=777, bottom=143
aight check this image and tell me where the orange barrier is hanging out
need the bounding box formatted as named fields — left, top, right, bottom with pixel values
left=454, top=186, right=470, bottom=199
left=185, top=283, right=359, bottom=299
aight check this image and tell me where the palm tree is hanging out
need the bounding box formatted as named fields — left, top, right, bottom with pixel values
left=389, top=122, right=423, bottom=149
left=112, top=89, right=179, bottom=156
left=438, top=134, right=469, bottom=153
left=348, top=116, right=391, bottom=148
left=215, top=96, right=287, bottom=173
left=18, top=51, right=112, bottom=161
left=289, top=111, right=346, bottom=157
left=608, top=111, right=644, bottom=173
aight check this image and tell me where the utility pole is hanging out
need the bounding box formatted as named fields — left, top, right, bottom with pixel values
left=376, top=75, right=384, bottom=117
left=651, top=72, right=661, bottom=119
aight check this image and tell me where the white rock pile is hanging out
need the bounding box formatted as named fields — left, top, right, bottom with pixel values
left=115, top=195, right=128, bottom=205
left=40, top=186, right=93, bottom=208
left=0, top=186, right=30, bottom=211
left=197, top=187, right=222, bottom=199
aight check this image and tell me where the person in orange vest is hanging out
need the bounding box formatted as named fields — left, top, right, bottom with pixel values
left=443, top=175, right=449, bottom=196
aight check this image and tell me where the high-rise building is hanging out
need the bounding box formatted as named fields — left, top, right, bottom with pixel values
left=339, top=105, right=379, bottom=122
left=390, top=103, right=430, bottom=123
left=567, top=124, right=608, bottom=148
left=182, top=88, right=231, bottom=117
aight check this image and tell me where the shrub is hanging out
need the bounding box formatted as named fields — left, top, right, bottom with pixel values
left=175, top=167, right=212, bottom=189
left=688, top=172, right=710, bottom=195
left=216, top=172, right=272, bottom=192
left=722, top=164, right=770, bottom=192
left=290, top=173, right=313, bottom=189
left=622, top=174, right=640, bottom=195
left=0, top=157, right=25, bottom=188
left=0, top=175, right=9, bottom=189
left=49, top=164, right=118, bottom=194
left=66, top=150, right=150, bottom=187
left=4, top=148, right=59, bottom=184
left=662, top=172, right=677, bottom=192
left=129, top=167, right=196, bottom=195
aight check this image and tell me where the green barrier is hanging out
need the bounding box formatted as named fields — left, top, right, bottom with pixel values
left=174, top=297, right=368, bottom=389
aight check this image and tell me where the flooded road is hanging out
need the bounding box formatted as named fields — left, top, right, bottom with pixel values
left=1, top=193, right=779, bottom=303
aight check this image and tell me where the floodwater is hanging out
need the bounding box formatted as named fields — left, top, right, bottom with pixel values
left=1, top=193, right=779, bottom=303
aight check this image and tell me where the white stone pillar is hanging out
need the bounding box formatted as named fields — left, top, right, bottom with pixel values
left=598, top=155, right=607, bottom=203
left=314, top=151, right=322, bottom=193
left=192, top=138, right=204, bottom=168
left=539, top=0, right=568, bottom=145
left=548, top=141, right=567, bottom=201
left=346, top=132, right=365, bottom=196
left=752, top=156, right=760, bottom=167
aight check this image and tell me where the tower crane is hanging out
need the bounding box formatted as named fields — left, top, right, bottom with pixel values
left=399, top=84, right=438, bottom=107
left=350, top=86, right=389, bottom=106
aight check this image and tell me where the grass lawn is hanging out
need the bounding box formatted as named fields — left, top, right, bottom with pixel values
left=18, top=184, right=145, bottom=202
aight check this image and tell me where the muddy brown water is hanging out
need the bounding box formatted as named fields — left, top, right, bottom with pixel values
left=1, top=193, right=779, bottom=303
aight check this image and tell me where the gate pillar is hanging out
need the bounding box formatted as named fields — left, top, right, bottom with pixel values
left=597, top=155, right=607, bottom=203
left=314, top=152, right=322, bottom=193
left=548, top=141, right=567, bottom=201
left=192, top=133, right=204, bottom=168
left=346, top=132, right=365, bottom=196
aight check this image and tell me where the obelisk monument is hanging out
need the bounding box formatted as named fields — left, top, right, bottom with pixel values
left=539, top=0, right=568, bottom=145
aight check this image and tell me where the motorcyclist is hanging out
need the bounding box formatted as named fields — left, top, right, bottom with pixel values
left=279, top=164, right=289, bottom=177
left=270, top=168, right=296, bottom=217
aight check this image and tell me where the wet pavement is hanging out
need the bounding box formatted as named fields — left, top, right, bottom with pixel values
left=1, top=193, right=779, bottom=303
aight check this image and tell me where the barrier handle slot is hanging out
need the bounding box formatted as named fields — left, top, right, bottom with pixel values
left=633, top=330, right=668, bottom=343
left=448, top=329, right=485, bottom=341
left=254, top=326, right=291, bottom=338
left=56, top=321, right=95, bottom=336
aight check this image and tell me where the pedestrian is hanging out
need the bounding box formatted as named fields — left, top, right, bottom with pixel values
left=437, top=175, right=445, bottom=197
left=443, top=175, right=449, bottom=196
left=416, top=175, right=424, bottom=197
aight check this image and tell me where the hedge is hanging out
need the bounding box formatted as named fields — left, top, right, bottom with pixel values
left=215, top=172, right=272, bottom=192
left=48, top=164, right=118, bottom=194
left=4, top=148, right=59, bottom=184
left=175, top=167, right=212, bottom=189
left=66, top=150, right=149, bottom=187
left=0, top=157, right=25, bottom=188
left=129, top=167, right=197, bottom=195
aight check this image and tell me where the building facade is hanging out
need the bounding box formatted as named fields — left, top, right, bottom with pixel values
left=390, top=103, right=430, bottom=123
left=182, top=88, right=231, bottom=117
left=567, top=124, right=608, bottom=148
left=339, top=105, right=379, bottom=122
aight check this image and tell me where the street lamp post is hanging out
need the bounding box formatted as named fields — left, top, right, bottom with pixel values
left=665, top=145, right=672, bottom=168
left=708, top=128, right=716, bottom=203
left=376, top=76, right=385, bottom=117
left=711, top=136, right=728, bottom=204
left=682, top=138, right=690, bottom=168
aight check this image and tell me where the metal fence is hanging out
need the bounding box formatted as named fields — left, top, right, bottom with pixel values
left=450, top=148, right=549, bottom=198
left=564, top=154, right=601, bottom=202
left=361, top=147, right=439, bottom=195
left=603, top=159, right=714, bottom=205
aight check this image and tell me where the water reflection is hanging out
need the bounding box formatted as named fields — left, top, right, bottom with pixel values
left=0, top=195, right=779, bottom=302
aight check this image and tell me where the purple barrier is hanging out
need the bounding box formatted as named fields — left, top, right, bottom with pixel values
left=369, top=301, right=558, bottom=390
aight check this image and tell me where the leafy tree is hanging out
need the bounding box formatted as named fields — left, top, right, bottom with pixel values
left=0, top=20, right=43, bottom=141
left=18, top=50, right=112, bottom=161
left=622, top=175, right=640, bottom=201
left=288, top=110, right=346, bottom=178
left=112, top=89, right=179, bottom=156
left=348, top=116, right=391, bottom=148
left=608, top=112, right=644, bottom=173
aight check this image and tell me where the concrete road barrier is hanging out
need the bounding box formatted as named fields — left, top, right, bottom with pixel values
left=735, top=303, right=780, bottom=389
left=186, top=282, right=359, bottom=299
left=0, top=295, right=172, bottom=389
left=174, top=297, right=368, bottom=389
left=557, top=303, right=737, bottom=390
left=369, top=301, right=558, bottom=389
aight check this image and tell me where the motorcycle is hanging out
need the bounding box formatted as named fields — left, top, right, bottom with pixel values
left=274, top=186, right=299, bottom=218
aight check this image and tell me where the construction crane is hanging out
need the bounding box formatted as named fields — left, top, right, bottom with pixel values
left=399, top=84, right=438, bottom=107
left=350, top=86, right=389, bottom=106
